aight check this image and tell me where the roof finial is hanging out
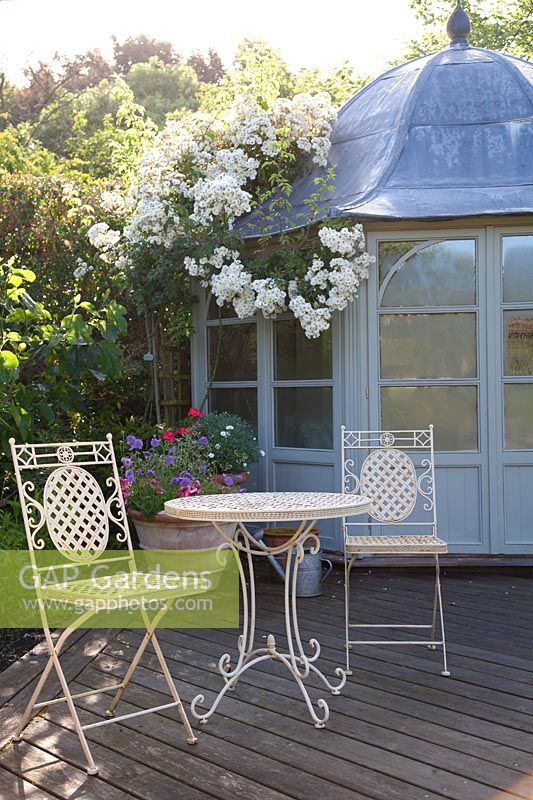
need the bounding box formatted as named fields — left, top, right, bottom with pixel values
left=447, top=2, right=471, bottom=48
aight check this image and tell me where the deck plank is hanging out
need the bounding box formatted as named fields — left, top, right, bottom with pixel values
left=0, top=571, right=531, bottom=800
left=100, top=631, right=533, bottom=800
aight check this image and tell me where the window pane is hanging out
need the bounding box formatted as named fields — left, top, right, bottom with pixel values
left=275, top=387, right=333, bottom=449
left=380, top=313, right=477, bottom=379
left=379, top=239, right=476, bottom=308
left=208, top=324, right=257, bottom=381
left=504, top=311, right=533, bottom=376
left=275, top=319, right=332, bottom=380
left=502, top=235, right=533, bottom=303
left=504, top=384, right=533, bottom=449
left=209, top=388, right=258, bottom=430
left=381, top=386, right=478, bottom=450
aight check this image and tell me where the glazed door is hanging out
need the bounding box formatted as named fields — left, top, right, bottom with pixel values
left=490, top=230, right=533, bottom=553
left=366, top=231, right=490, bottom=552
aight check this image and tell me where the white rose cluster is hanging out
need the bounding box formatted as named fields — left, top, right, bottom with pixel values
left=286, top=224, right=375, bottom=338
left=89, top=88, right=373, bottom=338
left=183, top=223, right=373, bottom=339
left=87, top=222, right=121, bottom=263
left=272, top=92, right=335, bottom=167
left=92, top=90, right=336, bottom=258
left=73, top=258, right=94, bottom=280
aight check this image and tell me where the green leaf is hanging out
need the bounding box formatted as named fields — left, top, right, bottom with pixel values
left=37, top=402, right=55, bottom=423
left=11, top=268, right=36, bottom=283
left=8, top=405, right=30, bottom=439
left=0, top=350, right=19, bottom=382
left=97, top=339, right=122, bottom=379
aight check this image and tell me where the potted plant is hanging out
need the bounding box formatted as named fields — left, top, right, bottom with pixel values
left=186, top=411, right=263, bottom=484
left=120, top=418, right=239, bottom=550
left=262, top=526, right=320, bottom=549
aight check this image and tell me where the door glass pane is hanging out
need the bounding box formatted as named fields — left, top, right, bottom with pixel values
left=502, top=235, right=533, bottom=303
left=208, top=324, right=257, bottom=381
left=275, top=387, right=333, bottom=449
left=275, top=319, right=332, bottom=380
left=209, top=388, right=258, bottom=430
left=380, top=313, right=477, bottom=379
left=503, top=311, right=533, bottom=376
left=381, top=385, right=478, bottom=450
left=379, top=239, right=476, bottom=308
left=504, top=384, right=533, bottom=449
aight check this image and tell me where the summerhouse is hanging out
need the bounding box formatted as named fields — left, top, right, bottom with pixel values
left=191, top=7, right=533, bottom=555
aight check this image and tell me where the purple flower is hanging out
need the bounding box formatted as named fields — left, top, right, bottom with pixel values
left=125, top=469, right=135, bottom=482
left=224, top=475, right=234, bottom=487
left=164, top=455, right=175, bottom=466
left=170, top=476, right=180, bottom=485
left=150, top=437, right=161, bottom=448
left=127, top=435, right=143, bottom=450
left=143, top=451, right=152, bottom=459
left=198, top=436, right=208, bottom=446
left=180, top=470, right=193, bottom=479
left=234, top=474, right=244, bottom=482
left=168, top=446, right=176, bottom=455
left=121, top=457, right=133, bottom=468
left=179, top=476, right=191, bottom=488
left=198, top=465, right=207, bottom=474
left=146, top=469, right=155, bottom=477
left=239, top=487, right=247, bottom=493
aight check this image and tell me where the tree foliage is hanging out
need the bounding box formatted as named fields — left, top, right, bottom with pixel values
left=112, top=34, right=178, bottom=73
left=405, top=0, right=533, bottom=60
left=125, top=57, right=199, bottom=127
left=0, top=258, right=126, bottom=457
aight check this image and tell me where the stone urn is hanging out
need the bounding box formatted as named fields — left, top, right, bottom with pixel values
left=128, top=509, right=236, bottom=550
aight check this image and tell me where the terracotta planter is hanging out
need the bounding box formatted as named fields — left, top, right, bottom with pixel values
left=129, top=509, right=236, bottom=550
left=262, top=526, right=320, bottom=549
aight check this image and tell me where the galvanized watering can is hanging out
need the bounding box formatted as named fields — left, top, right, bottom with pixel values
left=285, top=549, right=333, bottom=597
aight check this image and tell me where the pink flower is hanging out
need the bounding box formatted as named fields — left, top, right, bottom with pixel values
left=178, top=480, right=201, bottom=498
left=162, top=431, right=176, bottom=442
left=187, top=407, right=203, bottom=418
left=119, top=477, right=131, bottom=503
left=176, top=426, right=191, bottom=436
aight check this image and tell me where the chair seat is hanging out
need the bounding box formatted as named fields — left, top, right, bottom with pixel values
left=41, top=570, right=214, bottom=608
left=346, top=534, right=448, bottom=554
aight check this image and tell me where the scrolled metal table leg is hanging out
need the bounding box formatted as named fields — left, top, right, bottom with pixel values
left=190, top=517, right=346, bottom=728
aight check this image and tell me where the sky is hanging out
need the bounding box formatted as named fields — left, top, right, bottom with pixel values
left=0, top=0, right=423, bottom=85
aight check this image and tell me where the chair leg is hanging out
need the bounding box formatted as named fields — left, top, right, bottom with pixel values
left=106, top=602, right=171, bottom=718
left=428, top=556, right=439, bottom=651
left=150, top=632, right=197, bottom=744
left=12, top=626, right=78, bottom=742
left=434, top=555, right=450, bottom=677
left=105, top=628, right=153, bottom=718
left=40, top=630, right=98, bottom=775
left=344, top=554, right=356, bottom=675
left=107, top=606, right=197, bottom=744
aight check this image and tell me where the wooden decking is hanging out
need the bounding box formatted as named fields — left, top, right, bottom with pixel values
left=1, top=567, right=532, bottom=800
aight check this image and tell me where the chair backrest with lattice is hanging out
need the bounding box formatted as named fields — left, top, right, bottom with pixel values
left=9, top=435, right=133, bottom=561
left=341, top=427, right=437, bottom=534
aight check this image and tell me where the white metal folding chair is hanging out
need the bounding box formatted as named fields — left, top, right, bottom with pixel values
left=341, top=426, right=450, bottom=677
left=9, top=435, right=200, bottom=775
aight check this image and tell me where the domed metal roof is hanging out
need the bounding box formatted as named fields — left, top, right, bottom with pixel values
left=240, top=7, right=533, bottom=237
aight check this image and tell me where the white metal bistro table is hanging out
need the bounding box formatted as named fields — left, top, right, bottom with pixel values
left=165, top=491, right=371, bottom=728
